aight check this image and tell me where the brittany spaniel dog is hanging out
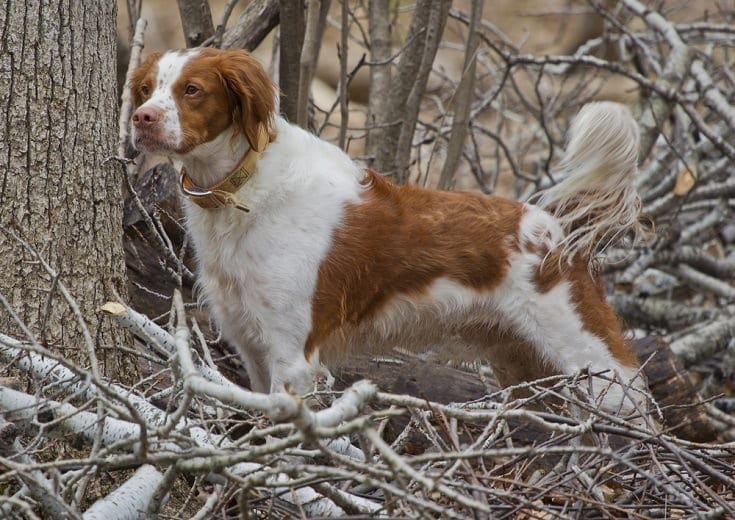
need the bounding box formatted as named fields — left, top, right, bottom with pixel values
left=131, top=48, right=646, bottom=414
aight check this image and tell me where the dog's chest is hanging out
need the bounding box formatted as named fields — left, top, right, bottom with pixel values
left=186, top=202, right=346, bottom=343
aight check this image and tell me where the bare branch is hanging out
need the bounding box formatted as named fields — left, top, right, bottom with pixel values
left=438, top=0, right=483, bottom=190
left=278, top=0, right=305, bottom=121
left=177, top=0, right=215, bottom=48
left=671, top=319, right=735, bottom=367
left=296, top=0, right=324, bottom=128
left=365, top=0, right=391, bottom=159
left=617, top=0, right=694, bottom=159
left=118, top=18, right=147, bottom=164
left=337, top=0, right=349, bottom=149
left=220, top=0, right=280, bottom=51
left=83, top=465, right=163, bottom=519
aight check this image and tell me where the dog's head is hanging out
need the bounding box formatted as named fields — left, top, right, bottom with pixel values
left=130, top=48, right=276, bottom=156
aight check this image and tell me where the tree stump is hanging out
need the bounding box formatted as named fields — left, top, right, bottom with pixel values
left=633, top=335, right=718, bottom=442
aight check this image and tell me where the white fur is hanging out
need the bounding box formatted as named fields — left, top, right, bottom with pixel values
left=511, top=208, right=643, bottom=410
left=184, top=118, right=364, bottom=393
left=535, top=102, right=643, bottom=263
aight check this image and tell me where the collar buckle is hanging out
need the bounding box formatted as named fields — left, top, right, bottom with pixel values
left=179, top=125, right=268, bottom=213
left=180, top=176, right=251, bottom=212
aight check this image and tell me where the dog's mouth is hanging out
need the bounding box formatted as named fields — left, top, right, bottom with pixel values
left=133, top=132, right=198, bottom=157
left=133, top=132, right=176, bottom=154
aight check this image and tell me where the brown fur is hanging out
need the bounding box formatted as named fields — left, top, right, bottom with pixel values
left=205, top=49, right=277, bottom=150
left=534, top=254, right=638, bottom=367
left=130, top=52, right=161, bottom=108
left=305, top=169, right=524, bottom=359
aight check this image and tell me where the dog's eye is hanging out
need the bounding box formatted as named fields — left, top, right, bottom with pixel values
left=185, top=85, right=200, bottom=96
left=139, top=85, right=150, bottom=97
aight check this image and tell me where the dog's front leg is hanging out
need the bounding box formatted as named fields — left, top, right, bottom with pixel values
left=225, top=337, right=271, bottom=393
left=215, top=320, right=271, bottom=393
left=240, top=350, right=272, bottom=393
left=268, top=352, right=318, bottom=395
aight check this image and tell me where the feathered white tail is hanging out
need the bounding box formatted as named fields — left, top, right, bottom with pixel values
left=536, top=102, right=645, bottom=264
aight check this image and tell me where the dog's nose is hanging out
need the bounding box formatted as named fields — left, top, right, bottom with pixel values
left=132, top=106, right=161, bottom=127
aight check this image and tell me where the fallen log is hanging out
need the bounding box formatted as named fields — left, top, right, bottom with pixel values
left=634, top=335, right=718, bottom=442
left=331, top=337, right=719, bottom=443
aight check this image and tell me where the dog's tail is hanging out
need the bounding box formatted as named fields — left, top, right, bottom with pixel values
left=536, top=101, right=645, bottom=265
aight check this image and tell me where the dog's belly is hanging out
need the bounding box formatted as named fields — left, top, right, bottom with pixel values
left=315, top=261, right=619, bottom=377
left=316, top=278, right=509, bottom=366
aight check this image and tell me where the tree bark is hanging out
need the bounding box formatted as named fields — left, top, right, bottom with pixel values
left=0, top=0, right=136, bottom=383
left=278, top=0, right=305, bottom=122
left=365, top=0, right=391, bottom=160
left=438, top=0, right=483, bottom=190
left=177, top=0, right=215, bottom=48
left=221, top=0, right=280, bottom=51
left=296, top=0, right=330, bottom=129
left=371, top=0, right=451, bottom=182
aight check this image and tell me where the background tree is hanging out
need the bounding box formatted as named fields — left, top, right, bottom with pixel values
left=0, top=0, right=136, bottom=382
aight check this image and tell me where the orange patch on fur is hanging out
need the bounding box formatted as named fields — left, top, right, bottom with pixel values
left=129, top=49, right=276, bottom=153
left=173, top=49, right=276, bottom=152
left=305, top=170, right=524, bottom=359
left=130, top=52, right=161, bottom=108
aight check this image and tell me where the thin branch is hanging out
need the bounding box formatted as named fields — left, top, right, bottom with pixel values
left=438, top=0, right=483, bottom=190
left=296, top=0, right=323, bottom=128
left=278, top=0, right=305, bottom=121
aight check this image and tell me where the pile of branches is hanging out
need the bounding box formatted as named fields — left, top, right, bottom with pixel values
left=586, top=2, right=735, bottom=406
left=1, top=291, right=734, bottom=518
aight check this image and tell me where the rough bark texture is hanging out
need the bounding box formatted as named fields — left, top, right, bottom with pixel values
left=279, top=0, right=305, bottom=122
left=0, top=0, right=136, bottom=382
left=221, top=0, right=280, bottom=51
left=437, top=0, right=483, bottom=190
left=365, top=0, right=391, bottom=160
left=371, top=0, right=451, bottom=182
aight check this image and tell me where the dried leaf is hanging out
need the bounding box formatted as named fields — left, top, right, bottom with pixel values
left=704, top=240, right=725, bottom=259
left=599, top=484, right=616, bottom=502
left=515, top=501, right=555, bottom=520
left=673, top=167, right=697, bottom=196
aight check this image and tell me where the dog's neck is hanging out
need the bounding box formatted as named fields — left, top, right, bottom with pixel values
left=178, top=126, right=252, bottom=189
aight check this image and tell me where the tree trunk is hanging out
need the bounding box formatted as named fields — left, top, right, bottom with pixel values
left=278, top=0, right=305, bottom=123
left=0, top=0, right=137, bottom=383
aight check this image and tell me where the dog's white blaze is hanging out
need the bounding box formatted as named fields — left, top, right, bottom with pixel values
left=136, top=51, right=194, bottom=149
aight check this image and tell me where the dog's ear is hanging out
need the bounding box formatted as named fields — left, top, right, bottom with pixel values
left=129, top=53, right=161, bottom=108
left=217, top=50, right=276, bottom=151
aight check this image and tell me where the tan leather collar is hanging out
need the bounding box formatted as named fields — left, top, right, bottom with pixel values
left=180, top=126, right=269, bottom=213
